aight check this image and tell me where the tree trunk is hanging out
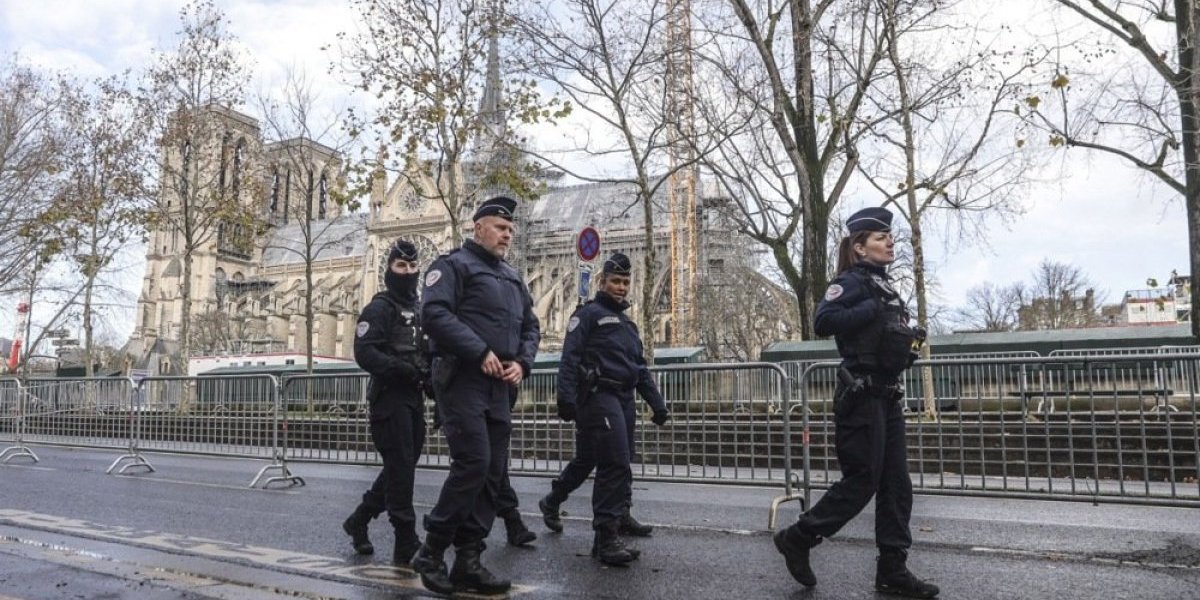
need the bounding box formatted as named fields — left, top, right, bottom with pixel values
left=885, top=5, right=937, bottom=418
left=1177, top=0, right=1200, bottom=338
left=641, top=187, right=658, bottom=363
left=83, top=221, right=98, bottom=379
left=181, top=248, right=193, bottom=376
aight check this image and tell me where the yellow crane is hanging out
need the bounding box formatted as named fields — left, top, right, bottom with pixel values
left=665, top=0, right=699, bottom=346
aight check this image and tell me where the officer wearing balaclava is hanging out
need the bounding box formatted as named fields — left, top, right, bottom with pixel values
left=343, top=239, right=431, bottom=569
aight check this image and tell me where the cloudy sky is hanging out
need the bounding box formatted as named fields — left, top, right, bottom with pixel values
left=0, top=0, right=1188, bottom=340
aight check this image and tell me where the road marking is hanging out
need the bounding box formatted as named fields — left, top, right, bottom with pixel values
left=0, top=509, right=534, bottom=596
left=970, top=545, right=1200, bottom=571
left=113, top=474, right=303, bottom=494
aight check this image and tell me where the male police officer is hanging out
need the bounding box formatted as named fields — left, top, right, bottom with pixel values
left=410, top=196, right=541, bottom=595
left=548, top=252, right=670, bottom=566
left=344, top=239, right=429, bottom=566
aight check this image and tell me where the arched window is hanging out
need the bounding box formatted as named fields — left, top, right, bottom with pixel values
left=306, top=171, right=315, bottom=220
left=269, top=167, right=280, bottom=216
left=318, top=172, right=328, bottom=220
left=179, top=141, right=192, bottom=198
left=231, top=138, right=246, bottom=201
left=283, top=169, right=291, bottom=224
left=218, top=132, right=230, bottom=193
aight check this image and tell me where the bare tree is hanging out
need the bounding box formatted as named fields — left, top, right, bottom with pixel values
left=863, top=4, right=1041, bottom=331
left=954, top=281, right=1024, bottom=332
left=855, top=3, right=1046, bottom=417
left=136, top=0, right=259, bottom=371
left=338, top=0, right=560, bottom=243
left=1021, top=1, right=1199, bottom=336
left=511, top=0, right=717, bottom=357
left=34, top=75, right=150, bottom=378
left=0, top=58, right=68, bottom=295
left=257, top=69, right=359, bottom=375
left=685, top=0, right=890, bottom=339
left=1018, top=259, right=1102, bottom=329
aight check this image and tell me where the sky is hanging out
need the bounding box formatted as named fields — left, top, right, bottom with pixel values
left=0, top=0, right=1188, bottom=341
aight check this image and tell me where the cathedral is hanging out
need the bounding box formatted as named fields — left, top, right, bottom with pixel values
left=126, top=42, right=796, bottom=375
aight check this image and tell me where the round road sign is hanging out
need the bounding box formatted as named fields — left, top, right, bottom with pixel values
left=577, top=226, right=601, bottom=262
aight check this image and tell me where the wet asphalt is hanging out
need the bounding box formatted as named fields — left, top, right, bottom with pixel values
left=0, top=445, right=1198, bottom=599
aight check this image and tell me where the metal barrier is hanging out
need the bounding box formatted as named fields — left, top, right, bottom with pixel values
left=793, top=354, right=1200, bottom=507
left=18, top=377, right=136, bottom=457
left=136, top=375, right=302, bottom=488
left=0, top=378, right=38, bottom=463
left=275, top=364, right=800, bottom=527
left=9, top=354, right=1197, bottom=512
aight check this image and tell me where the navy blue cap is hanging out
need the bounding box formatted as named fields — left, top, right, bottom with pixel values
left=472, top=196, right=517, bottom=222
left=388, top=239, right=418, bottom=262
left=602, top=252, right=632, bottom=276
left=846, top=207, right=893, bottom=233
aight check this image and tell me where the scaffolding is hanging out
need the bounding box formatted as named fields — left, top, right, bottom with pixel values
left=666, top=0, right=699, bottom=346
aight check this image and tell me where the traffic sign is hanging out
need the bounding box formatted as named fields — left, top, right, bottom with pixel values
left=578, top=265, right=592, bottom=301
left=576, top=226, right=601, bottom=262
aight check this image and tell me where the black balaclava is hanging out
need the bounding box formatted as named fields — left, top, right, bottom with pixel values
left=385, top=239, right=420, bottom=301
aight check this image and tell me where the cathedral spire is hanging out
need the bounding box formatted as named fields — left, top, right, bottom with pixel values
left=478, top=2, right=504, bottom=143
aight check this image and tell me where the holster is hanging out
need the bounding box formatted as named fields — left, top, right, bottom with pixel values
left=833, top=366, right=865, bottom=417
left=432, top=355, right=459, bottom=394
left=577, top=365, right=599, bottom=408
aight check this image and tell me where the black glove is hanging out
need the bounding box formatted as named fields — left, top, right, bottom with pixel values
left=557, top=401, right=576, bottom=422
left=393, top=358, right=419, bottom=383
left=651, top=409, right=670, bottom=426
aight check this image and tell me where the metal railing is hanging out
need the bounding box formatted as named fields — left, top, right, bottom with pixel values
left=0, top=378, right=38, bottom=463
left=792, top=353, right=1200, bottom=507
left=6, top=352, right=1198, bottom=522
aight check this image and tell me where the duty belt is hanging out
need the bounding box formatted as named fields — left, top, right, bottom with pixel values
left=595, top=376, right=634, bottom=392
left=855, top=373, right=902, bottom=393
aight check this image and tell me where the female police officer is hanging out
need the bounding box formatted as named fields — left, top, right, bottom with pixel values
left=551, top=252, right=670, bottom=566
left=773, top=207, right=938, bottom=598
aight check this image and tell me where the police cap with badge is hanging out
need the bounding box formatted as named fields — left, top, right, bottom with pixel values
left=846, top=206, right=892, bottom=234
left=602, top=252, right=632, bottom=276
left=388, top=239, right=418, bottom=262
left=472, top=196, right=517, bottom=222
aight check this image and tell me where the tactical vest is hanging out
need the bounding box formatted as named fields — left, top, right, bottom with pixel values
left=845, top=267, right=915, bottom=376
left=368, top=291, right=424, bottom=364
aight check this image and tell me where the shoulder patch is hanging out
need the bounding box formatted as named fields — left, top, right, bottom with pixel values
left=598, top=316, right=620, bottom=326
left=425, top=269, right=443, bottom=287
left=567, top=316, right=580, bottom=332
left=356, top=322, right=369, bottom=338
left=824, top=284, right=844, bottom=301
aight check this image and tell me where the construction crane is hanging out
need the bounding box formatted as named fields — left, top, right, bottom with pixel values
left=665, top=0, right=699, bottom=346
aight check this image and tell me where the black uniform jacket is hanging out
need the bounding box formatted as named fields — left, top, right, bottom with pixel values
left=556, top=291, right=666, bottom=412
left=420, top=239, right=540, bottom=375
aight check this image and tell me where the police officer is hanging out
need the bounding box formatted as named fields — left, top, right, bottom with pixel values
left=773, top=207, right=937, bottom=598
left=547, top=252, right=670, bottom=566
left=410, top=196, right=541, bottom=596
left=343, top=239, right=429, bottom=567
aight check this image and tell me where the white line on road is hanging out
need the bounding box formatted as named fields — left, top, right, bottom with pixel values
left=0, top=508, right=537, bottom=596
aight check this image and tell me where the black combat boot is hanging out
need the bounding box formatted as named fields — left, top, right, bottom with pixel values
left=392, top=523, right=421, bottom=567
left=341, top=504, right=377, bottom=555
left=539, top=495, right=564, bottom=533
left=502, top=510, right=537, bottom=547
left=773, top=525, right=821, bottom=587
left=591, top=522, right=637, bottom=566
left=449, top=541, right=512, bottom=594
left=410, top=532, right=455, bottom=595
left=875, top=548, right=939, bottom=598
left=618, top=512, right=653, bottom=537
